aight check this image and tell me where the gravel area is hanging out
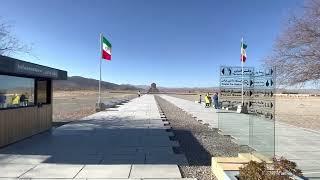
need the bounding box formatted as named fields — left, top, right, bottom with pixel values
left=155, top=95, right=253, bottom=180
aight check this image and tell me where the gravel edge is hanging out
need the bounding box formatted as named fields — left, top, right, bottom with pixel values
left=155, top=95, right=253, bottom=180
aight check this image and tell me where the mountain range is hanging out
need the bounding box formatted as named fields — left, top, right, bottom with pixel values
left=53, top=76, right=139, bottom=91
left=53, top=76, right=320, bottom=94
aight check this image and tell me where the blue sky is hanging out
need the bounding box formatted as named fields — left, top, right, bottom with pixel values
left=0, top=0, right=303, bottom=87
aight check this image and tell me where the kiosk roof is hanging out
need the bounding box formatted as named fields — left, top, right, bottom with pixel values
left=0, top=55, right=67, bottom=80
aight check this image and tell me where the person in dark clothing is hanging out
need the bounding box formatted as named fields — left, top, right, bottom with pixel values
left=213, top=92, right=219, bottom=109
left=199, top=94, right=202, bottom=104
left=20, top=94, right=26, bottom=102
left=20, top=94, right=27, bottom=106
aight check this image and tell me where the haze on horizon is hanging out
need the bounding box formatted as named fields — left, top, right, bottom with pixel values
left=0, top=0, right=303, bottom=87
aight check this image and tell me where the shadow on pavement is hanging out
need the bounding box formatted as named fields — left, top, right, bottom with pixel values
left=0, top=118, right=209, bottom=166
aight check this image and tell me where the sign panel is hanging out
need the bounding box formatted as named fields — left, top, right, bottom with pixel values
left=219, top=66, right=275, bottom=119
left=254, top=68, right=274, bottom=77
left=220, top=77, right=253, bottom=88
left=220, top=66, right=254, bottom=76
left=220, top=77, right=274, bottom=89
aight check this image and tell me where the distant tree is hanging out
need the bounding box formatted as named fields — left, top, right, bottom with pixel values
left=0, top=18, right=30, bottom=56
left=264, top=0, right=320, bottom=86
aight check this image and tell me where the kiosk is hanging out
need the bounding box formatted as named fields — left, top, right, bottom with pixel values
left=0, top=55, right=67, bottom=147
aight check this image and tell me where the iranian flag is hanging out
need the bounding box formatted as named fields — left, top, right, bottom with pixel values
left=102, top=36, right=112, bottom=60
left=241, top=41, right=247, bottom=62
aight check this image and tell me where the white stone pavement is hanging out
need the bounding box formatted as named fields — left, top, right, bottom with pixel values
left=160, top=95, right=320, bottom=179
left=0, top=95, right=192, bottom=180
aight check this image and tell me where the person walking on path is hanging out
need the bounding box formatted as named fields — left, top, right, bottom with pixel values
left=199, top=94, right=202, bottom=104
left=138, top=90, right=141, bottom=97
left=213, top=92, right=219, bottom=109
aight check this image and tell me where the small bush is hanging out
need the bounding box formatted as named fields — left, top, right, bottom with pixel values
left=239, top=157, right=302, bottom=180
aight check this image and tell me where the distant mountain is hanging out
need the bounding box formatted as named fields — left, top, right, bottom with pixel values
left=54, top=77, right=320, bottom=94
left=133, top=84, right=219, bottom=92
left=134, top=85, right=150, bottom=90
left=53, top=76, right=139, bottom=91
left=157, top=87, right=219, bottom=93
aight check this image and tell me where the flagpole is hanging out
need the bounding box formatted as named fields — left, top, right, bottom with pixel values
left=99, top=33, right=102, bottom=104
left=241, top=37, right=244, bottom=106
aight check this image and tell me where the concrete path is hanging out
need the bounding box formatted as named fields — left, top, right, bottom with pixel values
left=160, top=95, right=320, bottom=179
left=0, top=95, right=190, bottom=179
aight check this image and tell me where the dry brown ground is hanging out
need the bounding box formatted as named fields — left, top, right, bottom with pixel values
left=275, top=95, right=320, bottom=131
left=52, top=91, right=137, bottom=122
left=171, top=94, right=320, bottom=131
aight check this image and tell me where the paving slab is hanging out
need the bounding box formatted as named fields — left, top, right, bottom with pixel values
left=143, top=179, right=197, bottom=180
left=8, top=155, right=51, bottom=165
left=146, top=154, right=188, bottom=165
left=20, top=164, right=84, bottom=179
left=23, top=179, right=77, bottom=180
left=0, top=95, right=183, bottom=179
left=137, top=146, right=175, bottom=154
left=83, top=179, right=139, bottom=180
left=44, top=154, right=103, bottom=164
left=75, top=165, right=131, bottom=178
left=130, top=165, right=181, bottom=179
left=101, top=153, right=145, bottom=164
left=0, top=163, right=35, bottom=178
left=0, top=154, right=20, bottom=164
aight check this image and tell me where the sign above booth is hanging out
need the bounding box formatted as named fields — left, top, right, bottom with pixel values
left=15, top=61, right=58, bottom=79
left=0, top=55, right=67, bottom=80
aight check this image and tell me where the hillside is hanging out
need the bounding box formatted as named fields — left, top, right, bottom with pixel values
left=53, top=76, right=139, bottom=91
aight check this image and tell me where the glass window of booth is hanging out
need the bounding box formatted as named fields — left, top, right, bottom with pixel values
left=0, top=75, right=35, bottom=109
left=36, top=80, right=50, bottom=104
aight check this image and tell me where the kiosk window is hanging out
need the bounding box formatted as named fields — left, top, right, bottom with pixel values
left=0, top=75, right=35, bottom=109
left=37, top=80, right=49, bottom=104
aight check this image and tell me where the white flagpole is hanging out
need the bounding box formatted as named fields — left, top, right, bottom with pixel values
left=98, top=33, right=102, bottom=104
left=241, top=37, right=244, bottom=106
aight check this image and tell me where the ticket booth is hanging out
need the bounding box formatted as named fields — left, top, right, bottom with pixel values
left=0, top=55, right=67, bottom=147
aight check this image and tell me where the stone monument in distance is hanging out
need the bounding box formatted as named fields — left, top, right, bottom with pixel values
left=148, top=83, right=160, bottom=93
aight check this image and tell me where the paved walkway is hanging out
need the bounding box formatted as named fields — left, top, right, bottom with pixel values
left=0, top=95, right=191, bottom=180
left=160, top=95, right=320, bottom=179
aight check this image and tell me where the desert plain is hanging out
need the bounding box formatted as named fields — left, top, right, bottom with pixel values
left=52, top=91, right=320, bottom=131
left=171, top=93, right=320, bottom=131
left=53, top=90, right=137, bottom=122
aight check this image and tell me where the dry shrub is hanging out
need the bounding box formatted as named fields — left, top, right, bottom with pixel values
left=239, top=157, right=302, bottom=180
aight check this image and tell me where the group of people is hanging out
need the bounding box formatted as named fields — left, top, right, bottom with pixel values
left=199, top=92, right=219, bottom=109
left=0, top=93, right=30, bottom=108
